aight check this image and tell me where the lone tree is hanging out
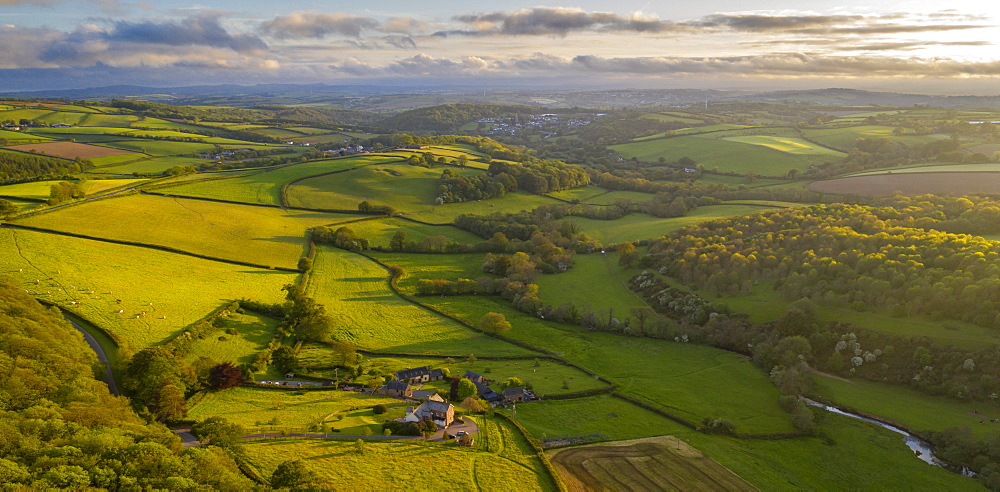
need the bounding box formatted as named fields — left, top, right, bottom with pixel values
left=456, top=378, right=478, bottom=401
left=270, top=460, right=319, bottom=489
left=208, top=362, right=243, bottom=390
left=477, top=312, right=511, bottom=335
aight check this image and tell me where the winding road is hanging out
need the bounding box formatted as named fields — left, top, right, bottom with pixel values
left=67, top=318, right=120, bottom=396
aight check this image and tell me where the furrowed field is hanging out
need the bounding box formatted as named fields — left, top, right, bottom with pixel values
left=306, top=246, right=530, bottom=355
left=0, top=228, right=295, bottom=349
left=16, top=194, right=346, bottom=269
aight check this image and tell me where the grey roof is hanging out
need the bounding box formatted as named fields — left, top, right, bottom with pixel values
left=464, top=370, right=485, bottom=381
left=429, top=368, right=444, bottom=378
left=383, top=381, right=409, bottom=391
left=395, top=366, right=430, bottom=380
left=417, top=400, right=453, bottom=414
left=502, top=386, right=525, bottom=397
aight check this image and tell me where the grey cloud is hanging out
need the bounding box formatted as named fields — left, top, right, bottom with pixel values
left=106, top=16, right=267, bottom=52
left=346, top=35, right=416, bottom=50
left=697, top=14, right=865, bottom=32
left=453, top=7, right=676, bottom=36
left=380, top=17, right=427, bottom=34
left=259, top=11, right=379, bottom=39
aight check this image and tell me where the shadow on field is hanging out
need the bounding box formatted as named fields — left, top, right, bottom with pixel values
left=252, top=235, right=305, bottom=245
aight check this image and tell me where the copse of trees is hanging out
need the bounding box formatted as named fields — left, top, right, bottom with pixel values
left=0, top=150, right=92, bottom=183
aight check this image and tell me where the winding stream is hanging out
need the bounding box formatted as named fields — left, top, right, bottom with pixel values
left=803, top=398, right=974, bottom=477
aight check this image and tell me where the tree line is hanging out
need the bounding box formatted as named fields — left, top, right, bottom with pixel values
left=0, top=150, right=92, bottom=183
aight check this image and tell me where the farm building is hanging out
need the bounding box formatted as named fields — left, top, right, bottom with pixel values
left=404, top=400, right=455, bottom=427
left=502, top=387, right=526, bottom=403
left=394, top=366, right=444, bottom=384
left=463, top=370, right=487, bottom=384
left=474, top=380, right=501, bottom=402
left=377, top=381, right=413, bottom=398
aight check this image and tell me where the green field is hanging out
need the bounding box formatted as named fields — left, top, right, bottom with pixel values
left=161, top=154, right=402, bottom=205
left=306, top=246, right=530, bottom=356
left=722, top=136, right=845, bottom=157
left=80, top=114, right=141, bottom=127
left=811, top=374, right=999, bottom=437
left=561, top=204, right=785, bottom=244
left=345, top=217, right=483, bottom=248
left=184, top=311, right=281, bottom=368
left=372, top=252, right=485, bottom=291
left=422, top=296, right=794, bottom=434
left=93, top=156, right=210, bottom=175
left=534, top=253, right=647, bottom=316
left=609, top=133, right=829, bottom=176
left=102, top=139, right=218, bottom=156
left=0, top=178, right=146, bottom=200
left=0, top=228, right=296, bottom=349
left=17, top=194, right=344, bottom=270
left=849, top=162, right=1000, bottom=175
left=189, top=386, right=401, bottom=432
left=511, top=395, right=689, bottom=441
left=241, top=431, right=552, bottom=491
left=720, top=283, right=997, bottom=350
left=0, top=128, right=52, bottom=145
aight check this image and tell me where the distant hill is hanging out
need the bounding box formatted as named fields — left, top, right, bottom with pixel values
left=741, top=88, right=1000, bottom=108
left=379, top=103, right=541, bottom=132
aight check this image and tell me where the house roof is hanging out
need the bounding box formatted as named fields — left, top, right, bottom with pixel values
left=464, top=370, right=485, bottom=381
left=416, top=400, right=453, bottom=414
left=429, top=368, right=444, bottom=378
left=502, top=386, right=525, bottom=397
left=395, top=366, right=430, bottom=380
left=383, top=381, right=409, bottom=391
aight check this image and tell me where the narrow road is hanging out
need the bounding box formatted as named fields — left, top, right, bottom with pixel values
left=67, top=319, right=119, bottom=396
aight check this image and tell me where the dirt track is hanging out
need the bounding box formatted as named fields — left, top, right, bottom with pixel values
left=809, top=172, right=1000, bottom=196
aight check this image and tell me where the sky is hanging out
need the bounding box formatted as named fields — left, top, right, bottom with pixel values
left=1, top=0, right=999, bottom=93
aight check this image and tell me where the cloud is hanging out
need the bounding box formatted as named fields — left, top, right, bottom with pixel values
left=0, top=25, right=65, bottom=68
left=105, top=15, right=267, bottom=52
left=452, top=7, right=677, bottom=36
left=259, top=11, right=379, bottom=39
left=380, top=17, right=427, bottom=35
left=696, top=14, right=865, bottom=32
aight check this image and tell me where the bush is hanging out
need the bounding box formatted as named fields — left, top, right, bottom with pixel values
left=372, top=404, right=388, bottom=415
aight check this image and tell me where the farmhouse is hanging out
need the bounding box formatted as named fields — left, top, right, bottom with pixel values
left=394, top=366, right=444, bottom=384
left=376, top=380, right=413, bottom=398
left=404, top=399, right=455, bottom=427
left=502, top=386, right=526, bottom=403
left=474, top=381, right=501, bottom=402
left=463, top=370, right=487, bottom=384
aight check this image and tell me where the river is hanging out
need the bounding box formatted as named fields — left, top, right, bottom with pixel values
left=803, top=398, right=974, bottom=477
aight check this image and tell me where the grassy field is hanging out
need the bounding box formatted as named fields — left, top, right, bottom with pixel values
left=188, top=386, right=401, bottom=433
left=609, top=133, right=827, bottom=176
left=848, top=162, right=1000, bottom=175
left=811, top=374, right=999, bottom=437
left=718, top=283, right=996, bottom=350
left=80, top=114, right=141, bottom=127
left=534, top=253, right=647, bottom=316
left=93, top=156, right=210, bottom=175
left=0, top=228, right=296, bottom=349
left=241, top=432, right=552, bottom=491
left=183, top=311, right=281, bottom=368
left=373, top=252, right=487, bottom=292
left=161, top=154, right=402, bottom=205
left=422, top=296, right=794, bottom=434
left=0, top=178, right=146, bottom=200
left=103, top=139, right=218, bottom=156
left=561, top=204, right=785, bottom=244
left=306, top=246, right=530, bottom=356
left=17, top=194, right=345, bottom=270
left=345, top=218, right=483, bottom=248
left=0, top=129, right=53, bottom=144
left=722, top=136, right=845, bottom=157
left=688, top=410, right=979, bottom=490
left=549, top=436, right=756, bottom=492
left=513, top=395, right=688, bottom=442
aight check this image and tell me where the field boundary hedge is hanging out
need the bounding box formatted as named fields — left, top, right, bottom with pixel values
left=278, top=156, right=407, bottom=207
left=493, top=412, right=567, bottom=492
left=0, top=223, right=302, bottom=272
left=140, top=190, right=384, bottom=216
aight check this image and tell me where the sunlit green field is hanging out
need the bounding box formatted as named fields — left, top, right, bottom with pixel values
left=722, top=136, right=845, bottom=156
left=345, top=217, right=482, bottom=248
left=422, top=296, right=794, bottom=434
left=306, top=246, right=530, bottom=355
left=561, top=204, right=784, bottom=244
left=93, top=156, right=211, bottom=175
left=0, top=178, right=147, bottom=200
left=80, top=113, right=141, bottom=127
left=505, top=394, right=688, bottom=441
left=17, top=194, right=345, bottom=269
left=533, top=253, right=647, bottom=316
left=0, top=228, right=296, bottom=349
left=184, top=311, right=281, bottom=368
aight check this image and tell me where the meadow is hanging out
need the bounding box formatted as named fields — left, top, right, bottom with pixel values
left=0, top=178, right=147, bottom=200
left=161, top=154, right=403, bottom=205
left=0, top=228, right=296, bottom=349
left=533, top=253, right=647, bottom=317
left=92, top=156, right=210, bottom=175
left=848, top=162, right=1000, bottom=175
left=373, top=252, right=488, bottom=291
left=422, top=295, right=795, bottom=434
left=345, top=218, right=483, bottom=248
left=0, top=128, right=53, bottom=144
left=561, top=204, right=787, bottom=244
left=809, top=172, right=1000, bottom=197
left=188, top=386, right=401, bottom=433
left=609, top=133, right=827, bottom=176
left=102, top=139, right=218, bottom=156
left=512, top=395, right=688, bottom=442
left=241, top=433, right=553, bottom=491
left=810, top=374, right=999, bottom=437
left=183, top=311, right=281, bottom=368
left=17, top=194, right=346, bottom=270
left=305, top=246, right=530, bottom=356
left=721, top=135, right=845, bottom=157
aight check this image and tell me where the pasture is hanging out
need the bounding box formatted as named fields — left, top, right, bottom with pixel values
left=102, top=139, right=218, bottom=156
left=718, top=283, right=996, bottom=350
left=344, top=218, right=483, bottom=248
left=562, top=204, right=786, bottom=244
left=0, top=129, right=53, bottom=145
left=808, top=172, right=1000, bottom=196
left=848, top=162, right=1000, bottom=175
left=0, top=178, right=146, bottom=200
left=422, top=296, right=795, bottom=434
left=188, top=387, right=401, bottom=433
left=371, top=252, right=485, bottom=291
left=17, top=194, right=345, bottom=270
left=161, top=154, right=402, bottom=205
left=811, top=374, right=999, bottom=438
left=7, top=141, right=136, bottom=160
left=533, top=253, right=647, bottom=316
left=609, top=133, right=827, bottom=176
left=513, top=395, right=688, bottom=442
left=93, top=156, right=210, bottom=175
left=305, top=246, right=529, bottom=356
left=0, top=228, right=296, bottom=349
left=721, top=136, right=845, bottom=157
left=549, top=436, right=755, bottom=492
left=241, top=434, right=552, bottom=491
left=183, top=311, right=281, bottom=368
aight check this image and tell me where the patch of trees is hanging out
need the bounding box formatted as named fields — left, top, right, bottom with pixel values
left=381, top=419, right=437, bottom=437
left=255, top=105, right=382, bottom=127
left=0, top=198, right=17, bottom=217
left=577, top=116, right=689, bottom=145
left=0, top=150, right=92, bottom=183
left=486, top=159, right=589, bottom=194
left=435, top=168, right=510, bottom=203
left=311, top=225, right=371, bottom=252
left=380, top=104, right=539, bottom=133
left=0, top=280, right=253, bottom=489
left=805, top=136, right=964, bottom=178
left=454, top=211, right=602, bottom=254
left=280, top=283, right=335, bottom=343
left=47, top=180, right=85, bottom=205
left=111, top=99, right=264, bottom=122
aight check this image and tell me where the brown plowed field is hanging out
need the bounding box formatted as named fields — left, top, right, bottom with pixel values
left=7, top=142, right=135, bottom=159
left=547, top=436, right=756, bottom=492
left=808, top=172, right=1000, bottom=196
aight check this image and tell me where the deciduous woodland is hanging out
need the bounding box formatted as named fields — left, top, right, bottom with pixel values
left=0, top=94, right=998, bottom=490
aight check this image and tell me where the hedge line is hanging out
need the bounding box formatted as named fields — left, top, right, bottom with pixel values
left=493, top=412, right=568, bottom=492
